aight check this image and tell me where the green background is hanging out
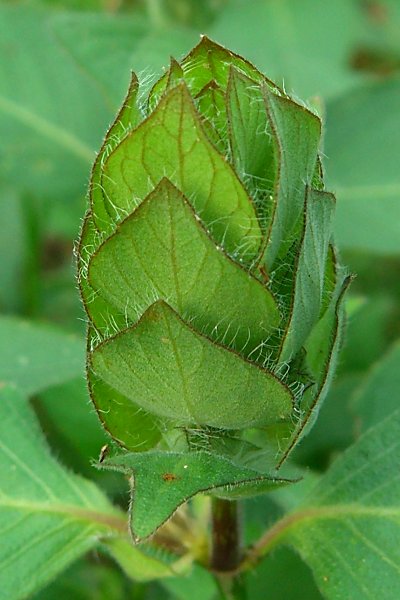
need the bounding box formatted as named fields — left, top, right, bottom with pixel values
left=0, top=1, right=399, bottom=598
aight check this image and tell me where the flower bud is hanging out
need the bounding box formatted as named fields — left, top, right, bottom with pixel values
left=78, top=39, right=349, bottom=533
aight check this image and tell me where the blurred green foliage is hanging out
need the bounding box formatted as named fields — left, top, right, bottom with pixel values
left=1, top=1, right=399, bottom=598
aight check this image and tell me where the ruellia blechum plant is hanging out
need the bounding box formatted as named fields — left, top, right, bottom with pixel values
left=78, top=37, right=350, bottom=546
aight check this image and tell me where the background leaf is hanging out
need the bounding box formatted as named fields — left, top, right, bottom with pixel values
left=283, top=410, right=400, bottom=599
left=0, top=317, right=84, bottom=395
left=0, top=385, right=123, bottom=600
left=352, top=339, right=400, bottom=432
left=209, top=0, right=364, bottom=99
left=325, top=77, right=400, bottom=255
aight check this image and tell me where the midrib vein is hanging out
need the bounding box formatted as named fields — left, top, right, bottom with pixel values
left=246, top=503, right=400, bottom=565
left=0, top=497, right=126, bottom=533
left=0, top=94, right=93, bottom=162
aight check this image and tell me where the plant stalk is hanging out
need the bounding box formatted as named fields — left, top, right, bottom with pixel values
left=210, top=497, right=242, bottom=573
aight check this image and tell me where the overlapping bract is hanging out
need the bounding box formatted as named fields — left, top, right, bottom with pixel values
left=78, top=38, right=348, bottom=534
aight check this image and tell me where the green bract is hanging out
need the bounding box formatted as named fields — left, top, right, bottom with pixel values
left=78, top=38, right=350, bottom=540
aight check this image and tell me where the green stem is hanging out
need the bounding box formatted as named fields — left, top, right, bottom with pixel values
left=210, top=497, right=242, bottom=573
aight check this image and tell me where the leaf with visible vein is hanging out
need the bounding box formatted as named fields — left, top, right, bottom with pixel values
left=90, top=301, right=292, bottom=430
left=284, top=410, right=400, bottom=600
left=326, top=78, right=400, bottom=255
left=102, top=450, right=295, bottom=541
left=100, top=84, right=261, bottom=261
left=0, top=386, right=123, bottom=600
left=89, top=178, right=279, bottom=356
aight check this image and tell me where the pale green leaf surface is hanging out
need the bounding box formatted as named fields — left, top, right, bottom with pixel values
left=89, top=178, right=279, bottom=356
left=279, top=188, right=335, bottom=362
left=0, top=386, right=120, bottom=600
left=353, top=339, right=400, bottom=433
left=90, top=301, right=292, bottom=430
left=99, top=84, right=261, bottom=260
left=0, top=317, right=84, bottom=395
left=264, top=90, right=321, bottom=269
left=102, top=450, right=294, bottom=540
left=325, top=78, right=400, bottom=254
left=286, top=410, right=400, bottom=600
left=49, top=12, right=148, bottom=106
left=127, top=28, right=198, bottom=85
left=209, top=0, right=364, bottom=99
left=0, top=5, right=105, bottom=202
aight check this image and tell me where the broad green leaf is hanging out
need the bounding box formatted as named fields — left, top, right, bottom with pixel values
left=102, top=450, right=294, bottom=541
left=49, top=12, right=148, bottom=105
left=278, top=188, right=335, bottom=363
left=263, top=89, right=321, bottom=269
left=90, top=301, right=293, bottom=430
left=0, top=317, right=84, bottom=395
left=325, top=78, right=400, bottom=255
left=89, top=178, right=279, bottom=356
left=352, top=339, right=400, bottom=432
left=284, top=410, right=400, bottom=600
left=99, top=84, right=262, bottom=261
left=0, top=385, right=122, bottom=600
left=0, top=5, right=103, bottom=203
left=209, top=0, right=364, bottom=99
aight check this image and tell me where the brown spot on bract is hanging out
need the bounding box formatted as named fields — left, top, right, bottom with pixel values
left=162, top=473, right=178, bottom=482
